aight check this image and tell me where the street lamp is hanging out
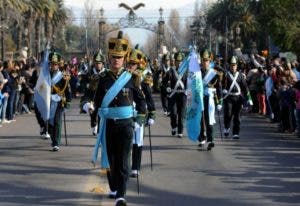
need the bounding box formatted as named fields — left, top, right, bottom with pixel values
left=159, top=7, right=163, bottom=21
left=100, top=7, right=104, bottom=19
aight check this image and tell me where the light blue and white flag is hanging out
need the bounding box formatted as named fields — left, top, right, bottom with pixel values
left=34, top=49, right=51, bottom=122
left=185, top=51, right=204, bottom=142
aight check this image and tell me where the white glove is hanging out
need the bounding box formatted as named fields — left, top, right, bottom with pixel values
left=134, top=122, right=140, bottom=130
left=83, top=102, right=94, bottom=113
left=222, top=89, right=228, bottom=94
left=148, top=118, right=155, bottom=126
left=217, top=104, right=222, bottom=112
left=166, top=87, right=172, bottom=93
left=247, top=99, right=253, bottom=106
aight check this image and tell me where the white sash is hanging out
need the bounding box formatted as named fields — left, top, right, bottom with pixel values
left=169, top=67, right=185, bottom=98
left=223, top=72, right=241, bottom=99
left=207, top=88, right=216, bottom=125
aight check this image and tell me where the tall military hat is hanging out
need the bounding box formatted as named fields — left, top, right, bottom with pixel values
left=93, top=50, right=105, bottom=63
left=174, top=51, right=185, bottom=62
left=162, top=53, right=171, bottom=62
left=128, top=44, right=143, bottom=64
left=202, top=49, right=211, bottom=61
left=230, top=56, right=238, bottom=65
left=49, top=52, right=62, bottom=64
left=108, top=31, right=129, bottom=57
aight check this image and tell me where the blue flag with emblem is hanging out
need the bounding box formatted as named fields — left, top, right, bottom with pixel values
left=185, top=50, right=204, bottom=142
left=34, top=48, right=51, bottom=122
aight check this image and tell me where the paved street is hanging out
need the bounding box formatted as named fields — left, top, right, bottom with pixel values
left=0, top=95, right=300, bottom=206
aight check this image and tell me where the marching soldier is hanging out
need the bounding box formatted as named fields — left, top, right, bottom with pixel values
left=92, top=31, right=146, bottom=206
left=129, top=49, right=156, bottom=178
left=80, top=51, right=106, bottom=135
left=162, top=51, right=187, bottom=138
left=222, top=56, right=252, bottom=139
left=48, top=52, right=72, bottom=151
left=198, top=50, right=222, bottom=150
left=160, top=53, right=171, bottom=115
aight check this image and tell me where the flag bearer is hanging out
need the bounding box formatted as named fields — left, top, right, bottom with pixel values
left=48, top=52, right=72, bottom=151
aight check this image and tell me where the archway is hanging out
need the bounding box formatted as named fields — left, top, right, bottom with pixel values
left=98, top=3, right=179, bottom=57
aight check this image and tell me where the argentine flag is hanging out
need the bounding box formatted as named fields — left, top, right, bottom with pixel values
left=34, top=49, right=51, bottom=122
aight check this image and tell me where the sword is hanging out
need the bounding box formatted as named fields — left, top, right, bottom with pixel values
left=217, top=110, right=223, bottom=141
left=134, top=126, right=140, bottom=195
left=148, top=124, right=153, bottom=171
left=63, top=111, right=68, bottom=146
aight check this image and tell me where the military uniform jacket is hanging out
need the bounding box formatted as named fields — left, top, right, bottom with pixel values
left=80, top=67, right=105, bottom=105
left=51, top=72, right=72, bottom=105
left=93, top=69, right=146, bottom=118
left=202, top=68, right=222, bottom=103
left=222, top=71, right=249, bottom=98
left=162, top=67, right=187, bottom=94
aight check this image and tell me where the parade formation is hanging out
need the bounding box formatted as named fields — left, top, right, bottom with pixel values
left=1, top=0, right=300, bottom=206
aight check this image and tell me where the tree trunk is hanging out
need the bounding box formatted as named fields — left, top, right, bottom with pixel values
left=44, top=15, right=52, bottom=45
left=17, top=26, right=22, bottom=51
left=35, top=17, right=40, bottom=59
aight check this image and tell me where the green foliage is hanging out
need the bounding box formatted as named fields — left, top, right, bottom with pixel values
left=262, top=0, right=300, bottom=55
left=206, top=0, right=300, bottom=56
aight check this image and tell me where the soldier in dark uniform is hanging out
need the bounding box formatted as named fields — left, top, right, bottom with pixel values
left=92, top=31, right=146, bottom=206
left=129, top=51, right=156, bottom=178
left=222, top=56, right=252, bottom=139
left=80, top=51, right=106, bottom=135
left=48, top=52, right=72, bottom=151
left=198, top=50, right=222, bottom=150
left=160, top=53, right=171, bottom=115
left=162, top=51, right=187, bottom=138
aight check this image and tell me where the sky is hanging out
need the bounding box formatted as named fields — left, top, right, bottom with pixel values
left=64, top=0, right=201, bottom=46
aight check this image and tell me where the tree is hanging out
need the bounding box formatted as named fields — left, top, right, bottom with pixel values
left=261, top=0, right=300, bottom=55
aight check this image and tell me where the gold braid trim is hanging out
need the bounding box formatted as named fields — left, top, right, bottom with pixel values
left=52, top=77, right=70, bottom=106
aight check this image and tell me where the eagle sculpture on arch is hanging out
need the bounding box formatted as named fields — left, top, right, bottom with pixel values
left=119, top=3, right=145, bottom=14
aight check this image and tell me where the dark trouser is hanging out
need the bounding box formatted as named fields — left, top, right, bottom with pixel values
left=90, top=112, right=98, bottom=128
left=223, top=95, right=243, bottom=135
left=280, top=105, right=296, bottom=132
left=250, top=90, right=259, bottom=113
left=7, top=89, right=16, bottom=120
left=106, top=118, right=133, bottom=198
left=48, top=102, right=63, bottom=147
left=168, top=93, right=187, bottom=134
left=131, top=144, right=142, bottom=170
left=199, top=96, right=214, bottom=142
left=296, top=109, right=300, bottom=137
left=160, top=86, right=168, bottom=112
left=34, top=102, right=46, bottom=130
left=269, top=92, right=280, bottom=121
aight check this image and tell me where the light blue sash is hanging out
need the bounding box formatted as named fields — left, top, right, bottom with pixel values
left=203, top=68, right=217, bottom=95
left=51, top=71, right=63, bottom=85
left=49, top=71, right=63, bottom=125
left=92, top=70, right=133, bottom=168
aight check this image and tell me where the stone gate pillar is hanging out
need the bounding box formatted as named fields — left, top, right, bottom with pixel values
left=98, top=7, right=106, bottom=53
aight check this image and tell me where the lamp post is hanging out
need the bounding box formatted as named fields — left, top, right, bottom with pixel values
left=157, top=7, right=164, bottom=57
